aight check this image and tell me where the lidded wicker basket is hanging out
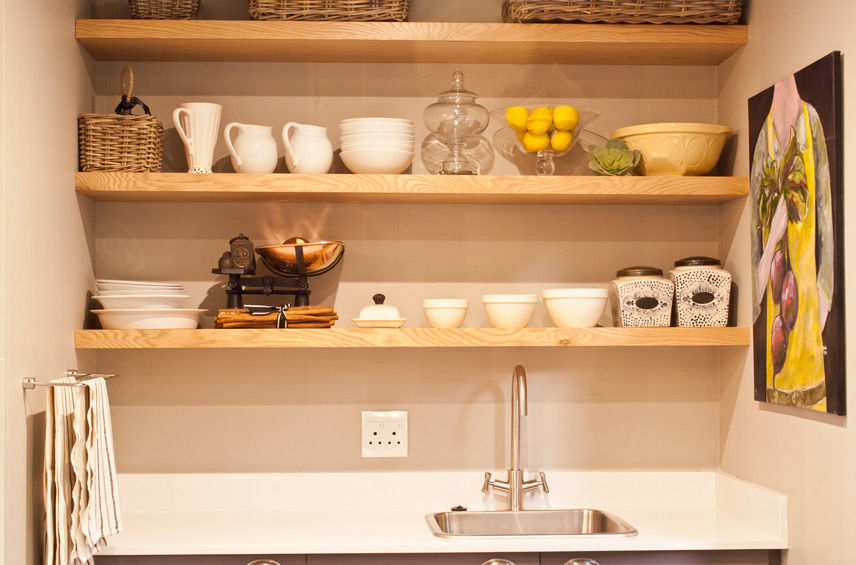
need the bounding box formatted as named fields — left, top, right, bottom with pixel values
left=78, top=67, right=164, bottom=173
left=129, top=0, right=201, bottom=19
left=249, top=0, right=408, bottom=21
left=502, top=0, right=743, bottom=24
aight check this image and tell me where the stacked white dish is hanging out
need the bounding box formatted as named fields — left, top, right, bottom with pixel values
left=339, top=118, right=415, bottom=174
left=92, top=279, right=203, bottom=329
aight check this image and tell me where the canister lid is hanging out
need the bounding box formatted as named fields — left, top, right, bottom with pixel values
left=616, top=266, right=663, bottom=277
left=674, top=256, right=722, bottom=267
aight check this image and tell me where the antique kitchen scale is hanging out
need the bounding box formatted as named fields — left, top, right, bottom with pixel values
left=212, top=234, right=344, bottom=308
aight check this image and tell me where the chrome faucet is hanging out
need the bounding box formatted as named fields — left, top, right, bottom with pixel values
left=481, top=365, right=549, bottom=511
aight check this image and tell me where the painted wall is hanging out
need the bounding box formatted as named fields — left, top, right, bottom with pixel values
left=88, top=59, right=723, bottom=473
left=0, top=1, right=95, bottom=564
left=716, top=0, right=856, bottom=563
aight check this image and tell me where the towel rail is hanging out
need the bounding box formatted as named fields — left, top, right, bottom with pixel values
left=22, top=370, right=118, bottom=390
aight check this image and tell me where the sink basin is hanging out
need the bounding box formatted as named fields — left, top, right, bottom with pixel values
left=426, top=509, right=637, bottom=537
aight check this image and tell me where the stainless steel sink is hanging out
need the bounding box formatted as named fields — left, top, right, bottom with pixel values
left=426, top=509, right=637, bottom=537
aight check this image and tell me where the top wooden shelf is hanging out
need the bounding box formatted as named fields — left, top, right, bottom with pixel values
left=75, top=20, right=748, bottom=65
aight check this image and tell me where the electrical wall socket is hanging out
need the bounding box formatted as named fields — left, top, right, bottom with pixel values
left=362, top=411, right=408, bottom=457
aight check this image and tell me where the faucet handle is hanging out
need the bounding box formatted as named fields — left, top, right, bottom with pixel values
left=523, top=471, right=549, bottom=493
left=481, top=472, right=493, bottom=494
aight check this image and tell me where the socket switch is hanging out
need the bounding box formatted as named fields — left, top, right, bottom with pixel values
left=362, top=411, right=408, bottom=457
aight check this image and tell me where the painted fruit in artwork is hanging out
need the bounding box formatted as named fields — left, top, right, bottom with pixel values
left=771, top=315, right=789, bottom=374
left=771, top=248, right=786, bottom=303
left=781, top=270, right=799, bottom=330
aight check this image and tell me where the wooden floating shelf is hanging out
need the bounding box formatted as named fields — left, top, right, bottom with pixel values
left=75, top=20, right=748, bottom=65
left=76, top=173, right=748, bottom=204
left=75, top=327, right=750, bottom=350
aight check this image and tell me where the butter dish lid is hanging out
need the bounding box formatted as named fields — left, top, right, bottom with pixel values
left=357, top=294, right=401, bottom=320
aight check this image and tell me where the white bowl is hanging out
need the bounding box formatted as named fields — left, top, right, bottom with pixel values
left=92, top=294, right=191, bottom=310
left=340, top=133, right=416, bottom=143
left=341, top=124, right=415, bottom=135
left=340, top=149, right=414, bottom=174
left=352, top=318, right=406, bottom=328
left=341, top=142, right=416, bottom=152
left=422, top=299, right=468, bottom=328
left=92, top=309, right=205, bottom=329
left=481, top=294, right=538, bottom=329
left=341, top=117, right=414, bottom=125
left=97, top=288, right=186, bottom=296
left=542, top=288, right=609, bottom=328
left=96, top=279, right=182, bottom=287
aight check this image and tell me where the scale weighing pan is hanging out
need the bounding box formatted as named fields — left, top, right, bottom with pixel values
left=256, top=237, right=344, bottom=277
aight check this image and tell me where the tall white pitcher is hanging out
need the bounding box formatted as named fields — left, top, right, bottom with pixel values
left=282, top=123, right=333, bottom=174
left=173, top=102, right=222, bottom=173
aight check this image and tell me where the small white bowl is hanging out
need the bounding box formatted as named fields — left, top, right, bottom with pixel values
left=92, top=294, right=191, bottom=310
left=340, top=124, right=416, bottom=135
left=542, top=288, right=608, bottom=328
left=340, top=134, right=416, bottom=143
left=422, top=299, right=468, bottom=328
left=340, top=149, right=414, bottom=174
left=481, top=294, right=538, bottom=329
left=92, top=309, right=205, bottom=330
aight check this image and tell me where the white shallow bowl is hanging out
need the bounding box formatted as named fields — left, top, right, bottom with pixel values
left=481, top=294, right=538, bottom=329
left=542, top=288, right=609, bottom=328
left=341, top=142, right=416, bottom=152
left=352, top=318, right=406, bottom=328
left=97, top=282, right=183, bottom=291
left=340, top=133, right=416, bottom=143
left=97, top=288, right=186, bottom=296
left=92, top=309, right=205, bottom=330
left=92, top=294, right=191, bottom=310
left=422, top=299, right=468, bottom=329
left=340, top=149, right=414, bottom=174
left=341, top=117, right=414, bottom=125
left=96, top=279, right=182, bottom=287
left=340, top=124, right=416, bottom=135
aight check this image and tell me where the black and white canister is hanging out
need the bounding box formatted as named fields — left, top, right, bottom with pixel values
left=609, top=266, right=675, bottom=327
left=668, top=256, right=732, bottom=327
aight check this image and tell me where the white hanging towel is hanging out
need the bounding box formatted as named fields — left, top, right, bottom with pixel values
left=44, top=376, right=122, bottom=565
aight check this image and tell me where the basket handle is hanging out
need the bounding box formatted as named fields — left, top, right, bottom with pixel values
left=114, top=66, right=152, bottom=116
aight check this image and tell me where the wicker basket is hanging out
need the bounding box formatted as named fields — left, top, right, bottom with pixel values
left=502, top=0, right=743, bottom=24
left=249, top=0, right=408, bottom=21
left=78, top=67, right=164, bottom=173
left=129, top=0, right=200, bottom=19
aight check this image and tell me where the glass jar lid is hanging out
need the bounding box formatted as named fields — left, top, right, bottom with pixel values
left=674, top=256, right=722, bottom=267
left=616, top=266, right=663, bottom=277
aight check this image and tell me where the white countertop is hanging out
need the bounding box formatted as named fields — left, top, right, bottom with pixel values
left=102, top=471, right=788, bottom=556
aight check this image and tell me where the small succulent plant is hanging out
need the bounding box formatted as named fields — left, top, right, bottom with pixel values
left=587, top=138, right=641, bottom=176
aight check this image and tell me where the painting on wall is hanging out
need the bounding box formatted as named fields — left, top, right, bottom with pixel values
left=748, top=52, right=845, bottom=415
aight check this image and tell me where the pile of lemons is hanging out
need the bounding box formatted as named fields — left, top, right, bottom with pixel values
left=505, top=105, right=579, bottom=153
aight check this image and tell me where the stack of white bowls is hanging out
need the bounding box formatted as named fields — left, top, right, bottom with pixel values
left=91, top=279, right=204, bottom=329
left=339, top=118, right=415, bottom=174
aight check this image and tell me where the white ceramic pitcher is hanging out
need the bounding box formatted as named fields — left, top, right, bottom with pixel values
left=223, top=122, right=278, bottom=174
left=282, top=123, right=333, bottom=174
left=173, top=102, right=222, bottom=173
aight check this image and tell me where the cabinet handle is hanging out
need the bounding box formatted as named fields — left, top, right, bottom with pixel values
left=564, top=560, right=600, bottom=565
left=481, top=560, right=516, bottom=565
left=246, top=560, right=281, bottom=565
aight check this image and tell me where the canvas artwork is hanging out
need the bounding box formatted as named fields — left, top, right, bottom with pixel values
left=748, top=52, right=845, bottom=415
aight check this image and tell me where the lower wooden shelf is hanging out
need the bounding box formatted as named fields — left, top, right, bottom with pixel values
left=75, top=327, right=750, bottom=349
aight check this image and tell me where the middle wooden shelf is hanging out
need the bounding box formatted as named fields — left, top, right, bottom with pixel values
left=75, top=326, right=750, bottom=349
left=76, top=172, right=748, bottom=204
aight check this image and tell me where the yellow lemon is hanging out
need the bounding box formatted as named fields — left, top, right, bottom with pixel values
left=550, top=130, right=574, bottom=152
left=522, top=132, right=550, bottom=152
left=553, top=105, right=579, bottom=132
left=526, top=116, right=552, bottom=135
left=505, top=106, right=530, bottom=132
left=530, top=107, right=553, bottom=120
left=517, top=130, right=527, bottom=143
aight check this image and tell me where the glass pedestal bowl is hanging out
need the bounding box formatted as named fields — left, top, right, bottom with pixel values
left=490, top=106, right=600, bottom=176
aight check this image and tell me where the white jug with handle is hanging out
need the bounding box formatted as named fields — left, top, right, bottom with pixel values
left=223, top=123, right=278, bottom=174
left=282, top=123, right=333, bottom=174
